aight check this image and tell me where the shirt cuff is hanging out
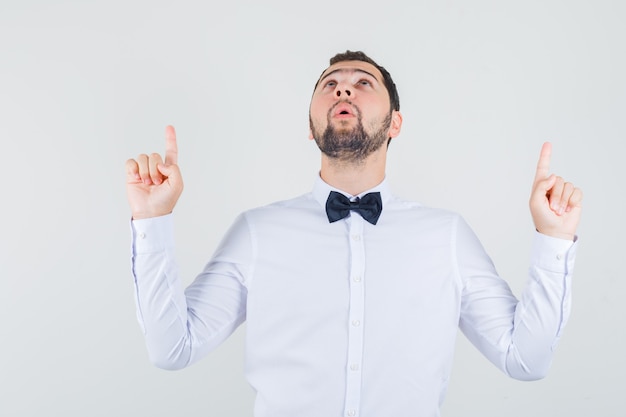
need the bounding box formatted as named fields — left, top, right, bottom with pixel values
left=130, top=214, right=175, bottom=254
left=530, top=231, right=578, bottom=273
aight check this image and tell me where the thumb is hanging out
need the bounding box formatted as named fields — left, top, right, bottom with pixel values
left=157, top=163, right=183, bottom=187
left=531, top=173, right=556, bottom=202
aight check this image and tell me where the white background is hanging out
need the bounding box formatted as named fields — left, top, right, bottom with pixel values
left=1, top=0, right=624, bottom=416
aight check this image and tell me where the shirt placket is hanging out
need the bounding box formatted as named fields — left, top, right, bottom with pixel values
left=344, top=212, right=365, bottom=417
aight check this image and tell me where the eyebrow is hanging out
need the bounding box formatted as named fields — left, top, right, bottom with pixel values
left=317, top=68, right=380, bottom=87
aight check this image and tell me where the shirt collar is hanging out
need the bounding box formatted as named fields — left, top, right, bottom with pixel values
left=312, top=173, right=392, bottom=210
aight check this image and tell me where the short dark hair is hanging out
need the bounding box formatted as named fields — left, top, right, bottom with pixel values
left=315, top=50, right=400, bottom=112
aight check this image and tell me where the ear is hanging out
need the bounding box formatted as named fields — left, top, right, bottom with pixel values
left=387, top=111, right=403, bottom=139
left=308, top=128, right=314, bottom=140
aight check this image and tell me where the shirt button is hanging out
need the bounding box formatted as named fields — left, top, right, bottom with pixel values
left=353, top=276, right=362, bottom=283
left=347, top=410, right=357, bottom=416
left=556, top=253, right=563, bottom=260
left=138, top=232, right=146, bottom=239
left=351, top=234, right=361, bottom=242
left=351, top=320, right=361, bottom=327
left=350, top=364, right=359, bottom=371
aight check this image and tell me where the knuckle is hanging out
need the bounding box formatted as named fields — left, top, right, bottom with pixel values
left=575, top=188, right=584, bottom=199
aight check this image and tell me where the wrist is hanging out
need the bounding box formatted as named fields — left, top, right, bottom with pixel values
left=536, top=228, right=575, bottom=241
left=131, top=209, right=173, bottom=220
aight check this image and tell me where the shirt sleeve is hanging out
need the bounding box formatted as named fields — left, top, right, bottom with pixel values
left=455, top=216, right=578, bottom=381
left=130, top=213, right=251, bottom=370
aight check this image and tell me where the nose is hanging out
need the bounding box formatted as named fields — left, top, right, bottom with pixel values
left=334, top=81, right=352, bottom=99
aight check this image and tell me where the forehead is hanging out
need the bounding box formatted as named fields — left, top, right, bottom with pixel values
left=319, top=60, right=384, bottom=83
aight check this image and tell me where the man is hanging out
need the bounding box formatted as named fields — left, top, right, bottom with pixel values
left=126, top=51, right=582, bottom=417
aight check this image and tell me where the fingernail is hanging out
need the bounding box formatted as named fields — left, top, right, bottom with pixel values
left=144, top=179, right=152, bottom=185
left=154, top=178, right=162, bottom=185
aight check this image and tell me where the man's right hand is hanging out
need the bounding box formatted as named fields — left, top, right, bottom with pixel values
left=125, top=125, right=184, bottom=219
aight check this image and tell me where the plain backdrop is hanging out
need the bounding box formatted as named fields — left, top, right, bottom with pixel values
left=1, top=0, right=624, bottom=416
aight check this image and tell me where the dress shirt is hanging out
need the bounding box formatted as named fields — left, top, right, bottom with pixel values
left=130, top=176, right=578, bottom=417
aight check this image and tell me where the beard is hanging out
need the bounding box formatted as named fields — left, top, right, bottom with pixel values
left=310, top=103, right=392, bottom=164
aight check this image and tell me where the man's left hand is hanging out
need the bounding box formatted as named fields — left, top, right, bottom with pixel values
left=529, top=142, right=583, bottom=241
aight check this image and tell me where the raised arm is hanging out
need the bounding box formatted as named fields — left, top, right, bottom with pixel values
left=126, top=126, right=248, bottom=370
left=459, top=143, right=582, bottom=380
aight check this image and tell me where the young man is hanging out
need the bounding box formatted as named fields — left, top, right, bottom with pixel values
left=126, top=51, right=582, bottom=417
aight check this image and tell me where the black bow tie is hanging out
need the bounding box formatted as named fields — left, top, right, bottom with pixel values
left=325, top=191, right=383, bottom=225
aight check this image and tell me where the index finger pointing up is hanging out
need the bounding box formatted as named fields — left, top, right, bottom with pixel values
left=534, top=141, right=552, bottom=184
left=164, top=125, right=178, bottom=165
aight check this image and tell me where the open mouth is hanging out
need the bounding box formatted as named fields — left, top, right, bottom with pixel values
left=333, top=103, right=355, bottom=118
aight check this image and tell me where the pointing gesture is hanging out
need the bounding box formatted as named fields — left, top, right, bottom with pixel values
left=529, top=142, right=582, bottom=241
left=164, top=124, right=178, bottom=166
left=126, top=125, right=184, bottom=219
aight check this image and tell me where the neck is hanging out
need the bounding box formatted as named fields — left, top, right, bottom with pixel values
left=319, top=147, right=387, bottom=195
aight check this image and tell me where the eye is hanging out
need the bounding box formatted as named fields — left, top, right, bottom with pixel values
left=324, top=80, right=337, bottom=88
left=357, top=79, right=372, bottom=87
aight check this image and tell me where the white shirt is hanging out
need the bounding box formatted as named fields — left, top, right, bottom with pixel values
left=130, top=176, right=578, bottom=417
